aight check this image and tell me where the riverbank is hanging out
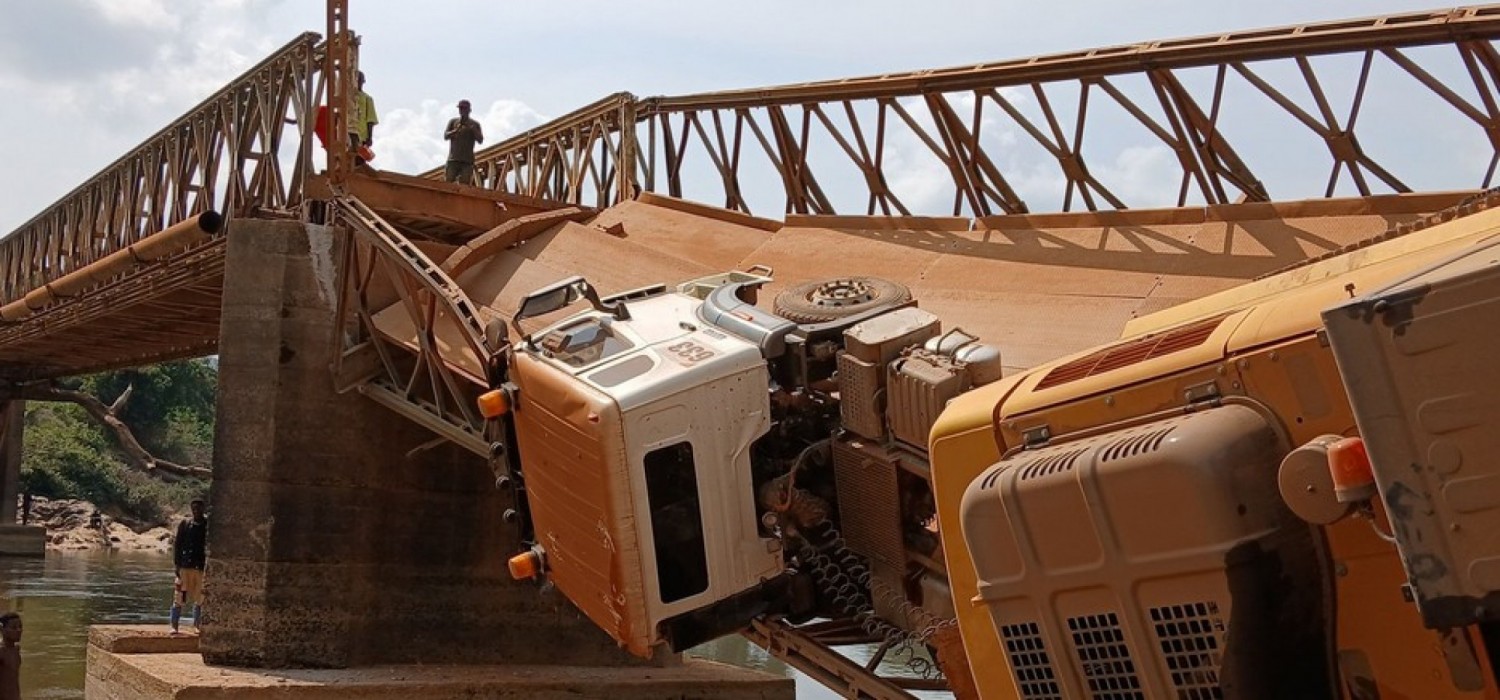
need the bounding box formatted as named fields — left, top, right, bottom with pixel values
left=15, top=496, right=175, bottom=552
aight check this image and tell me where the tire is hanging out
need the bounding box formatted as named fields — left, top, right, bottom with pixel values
left=773, top=276, right=912, bottom=324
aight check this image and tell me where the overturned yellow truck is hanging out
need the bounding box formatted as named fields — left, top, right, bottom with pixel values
left=486, top=192, right=1500, bottom=699
left=941, top=193, right=1500, bottom=699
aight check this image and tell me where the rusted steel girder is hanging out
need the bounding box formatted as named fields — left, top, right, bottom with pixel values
left=741, top=617, right=948, bottom=700
left=329, top=192, right=506, bottom=458
left=447, top=5, right=1500, bottom=217
left=0, top=240, right=226, bottom=380
left=325, top=0, right=352, bottom=184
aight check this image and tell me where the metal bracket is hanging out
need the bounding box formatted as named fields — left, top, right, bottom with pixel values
left=1184, top=381, right=1222, bottom=407
left=1021, top=425, right=1052, bottom=448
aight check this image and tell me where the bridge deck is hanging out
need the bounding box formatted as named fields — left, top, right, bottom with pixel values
left=365, top=190, right=1463, bottom=380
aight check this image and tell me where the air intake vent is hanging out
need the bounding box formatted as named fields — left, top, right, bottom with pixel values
left=1001, top=621, right=1063, bottom=700
left=980, top=466, right=1004, bottom=491
left=1036, top=314, right=1230, bottom=391
left=1151, top=602, right=1226, bottom=700
left=1068, top=612, right=1145, bottom=700
left=1099, top=426, right=1176, bottom=463
left=1018, top=448, right=1089, bottom=481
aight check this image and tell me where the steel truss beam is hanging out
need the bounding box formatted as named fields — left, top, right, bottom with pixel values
left=444, top=5, right=1500, bottom=217
left=329, top=193, right=503, bottom=458
left=0, top=32, right=323, bottom=304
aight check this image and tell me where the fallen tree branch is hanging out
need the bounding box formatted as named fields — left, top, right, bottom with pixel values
left=4, top=383, right=211, bottom=481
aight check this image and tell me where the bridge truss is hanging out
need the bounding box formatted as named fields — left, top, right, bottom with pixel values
left=456, top=6, right=1500, bottom=218
left=6, top=6, right=1500, bottom=341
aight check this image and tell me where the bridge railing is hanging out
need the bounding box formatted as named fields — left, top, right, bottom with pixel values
left=452, top=5, right=1500, bottom=217
left=467, top=93, right=639, bottom=210
left=0, top=32, right=323, bottom=303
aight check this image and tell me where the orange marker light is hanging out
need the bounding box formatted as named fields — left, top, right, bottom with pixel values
left=477, top=388, right=510, bottom=418
left=1328, top=437, right=1378, bottom=503
left=508, top=549, right=543, bottom=580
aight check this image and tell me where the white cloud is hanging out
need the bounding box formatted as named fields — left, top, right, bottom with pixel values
left=85, top=0, right=180, bottom=30
left=1092, top=145, right=1180, bottom=209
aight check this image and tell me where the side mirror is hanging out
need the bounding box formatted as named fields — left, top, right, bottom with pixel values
left=512, top=276, right=623, bottom=345
left=516, top=276, right=590, bottom=321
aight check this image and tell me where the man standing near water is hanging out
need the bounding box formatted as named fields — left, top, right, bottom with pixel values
left=0, top=612, right=21, bottom=700
left=171, top=499, right=208, bottom=634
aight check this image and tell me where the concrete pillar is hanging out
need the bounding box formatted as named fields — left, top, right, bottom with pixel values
left=0, top=399, right=43, bottom=556
left=0, top=400, right=20, bottom=524
left=201, top=220, right=636, bottom=668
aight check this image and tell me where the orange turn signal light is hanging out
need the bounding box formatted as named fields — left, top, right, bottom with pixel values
left=1328, top=437, right=1377, bottom=503
left=478, top=388, right=511, bottom=419
left=508, top=549, right=543, bottom=580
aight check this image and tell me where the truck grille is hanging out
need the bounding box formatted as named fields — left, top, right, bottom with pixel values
left=1151, top=602, right=1226, bottom=700
left=1068, top=612, right=1145, bottom=700
left=1001, top=621, right=1063, bottom=700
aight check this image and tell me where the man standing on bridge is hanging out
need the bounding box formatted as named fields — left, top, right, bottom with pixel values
left=0, top=612, right=21, bottom=700
left=349, top=71, right=378, bottom=167
left=170, top=499, right=208, bottom=635
left=443, top=99, right=484, bottom=185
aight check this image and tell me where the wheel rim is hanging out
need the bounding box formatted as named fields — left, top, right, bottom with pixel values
left=806, top=279, right=876, bottom=309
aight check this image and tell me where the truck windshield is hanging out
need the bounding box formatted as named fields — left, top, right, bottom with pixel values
left=540, top=317, right=633, bottom=369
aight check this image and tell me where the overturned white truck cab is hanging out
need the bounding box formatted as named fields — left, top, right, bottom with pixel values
left=494, top=270, right=1002, bottom=659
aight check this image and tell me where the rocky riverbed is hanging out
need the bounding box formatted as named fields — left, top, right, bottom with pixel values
left=15, top=496, right=175, bottom=552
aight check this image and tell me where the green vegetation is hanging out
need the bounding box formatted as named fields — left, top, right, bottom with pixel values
left=19, top=359, right=215, bottom=525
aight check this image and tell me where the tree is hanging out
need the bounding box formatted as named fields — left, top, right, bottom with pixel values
left=7, top=382, right=210, bottom=480
left=12, top=359, right=217, bottom=522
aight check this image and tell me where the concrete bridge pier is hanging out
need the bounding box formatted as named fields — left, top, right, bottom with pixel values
left=0, top=400, right=44, bottom=556
left=84, top=218, right=792, bottom=698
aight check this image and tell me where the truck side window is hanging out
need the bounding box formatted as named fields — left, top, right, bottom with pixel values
left=644, top=441, right=709, bottom=604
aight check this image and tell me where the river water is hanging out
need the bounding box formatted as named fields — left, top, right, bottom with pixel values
left=0, top=552, right=945, bottom=699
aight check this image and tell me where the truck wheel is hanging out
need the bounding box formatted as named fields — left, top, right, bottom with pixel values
left=773, top=276, right=911, bottom=324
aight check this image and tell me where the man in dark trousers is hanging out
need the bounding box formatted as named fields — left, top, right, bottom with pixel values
left=171, top=499, right=208, bottom=634
left=443, top=99, right=484, bottom=185
left=0, top=612, right=21, bottom=700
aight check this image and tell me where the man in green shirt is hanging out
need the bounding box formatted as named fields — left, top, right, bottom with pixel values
left=348, top=71, right=378, bottom=166
left=444, top=99, right=484, bottom=185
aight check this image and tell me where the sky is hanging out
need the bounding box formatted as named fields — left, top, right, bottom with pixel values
left=0, top=0, right=1478, bottom=233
